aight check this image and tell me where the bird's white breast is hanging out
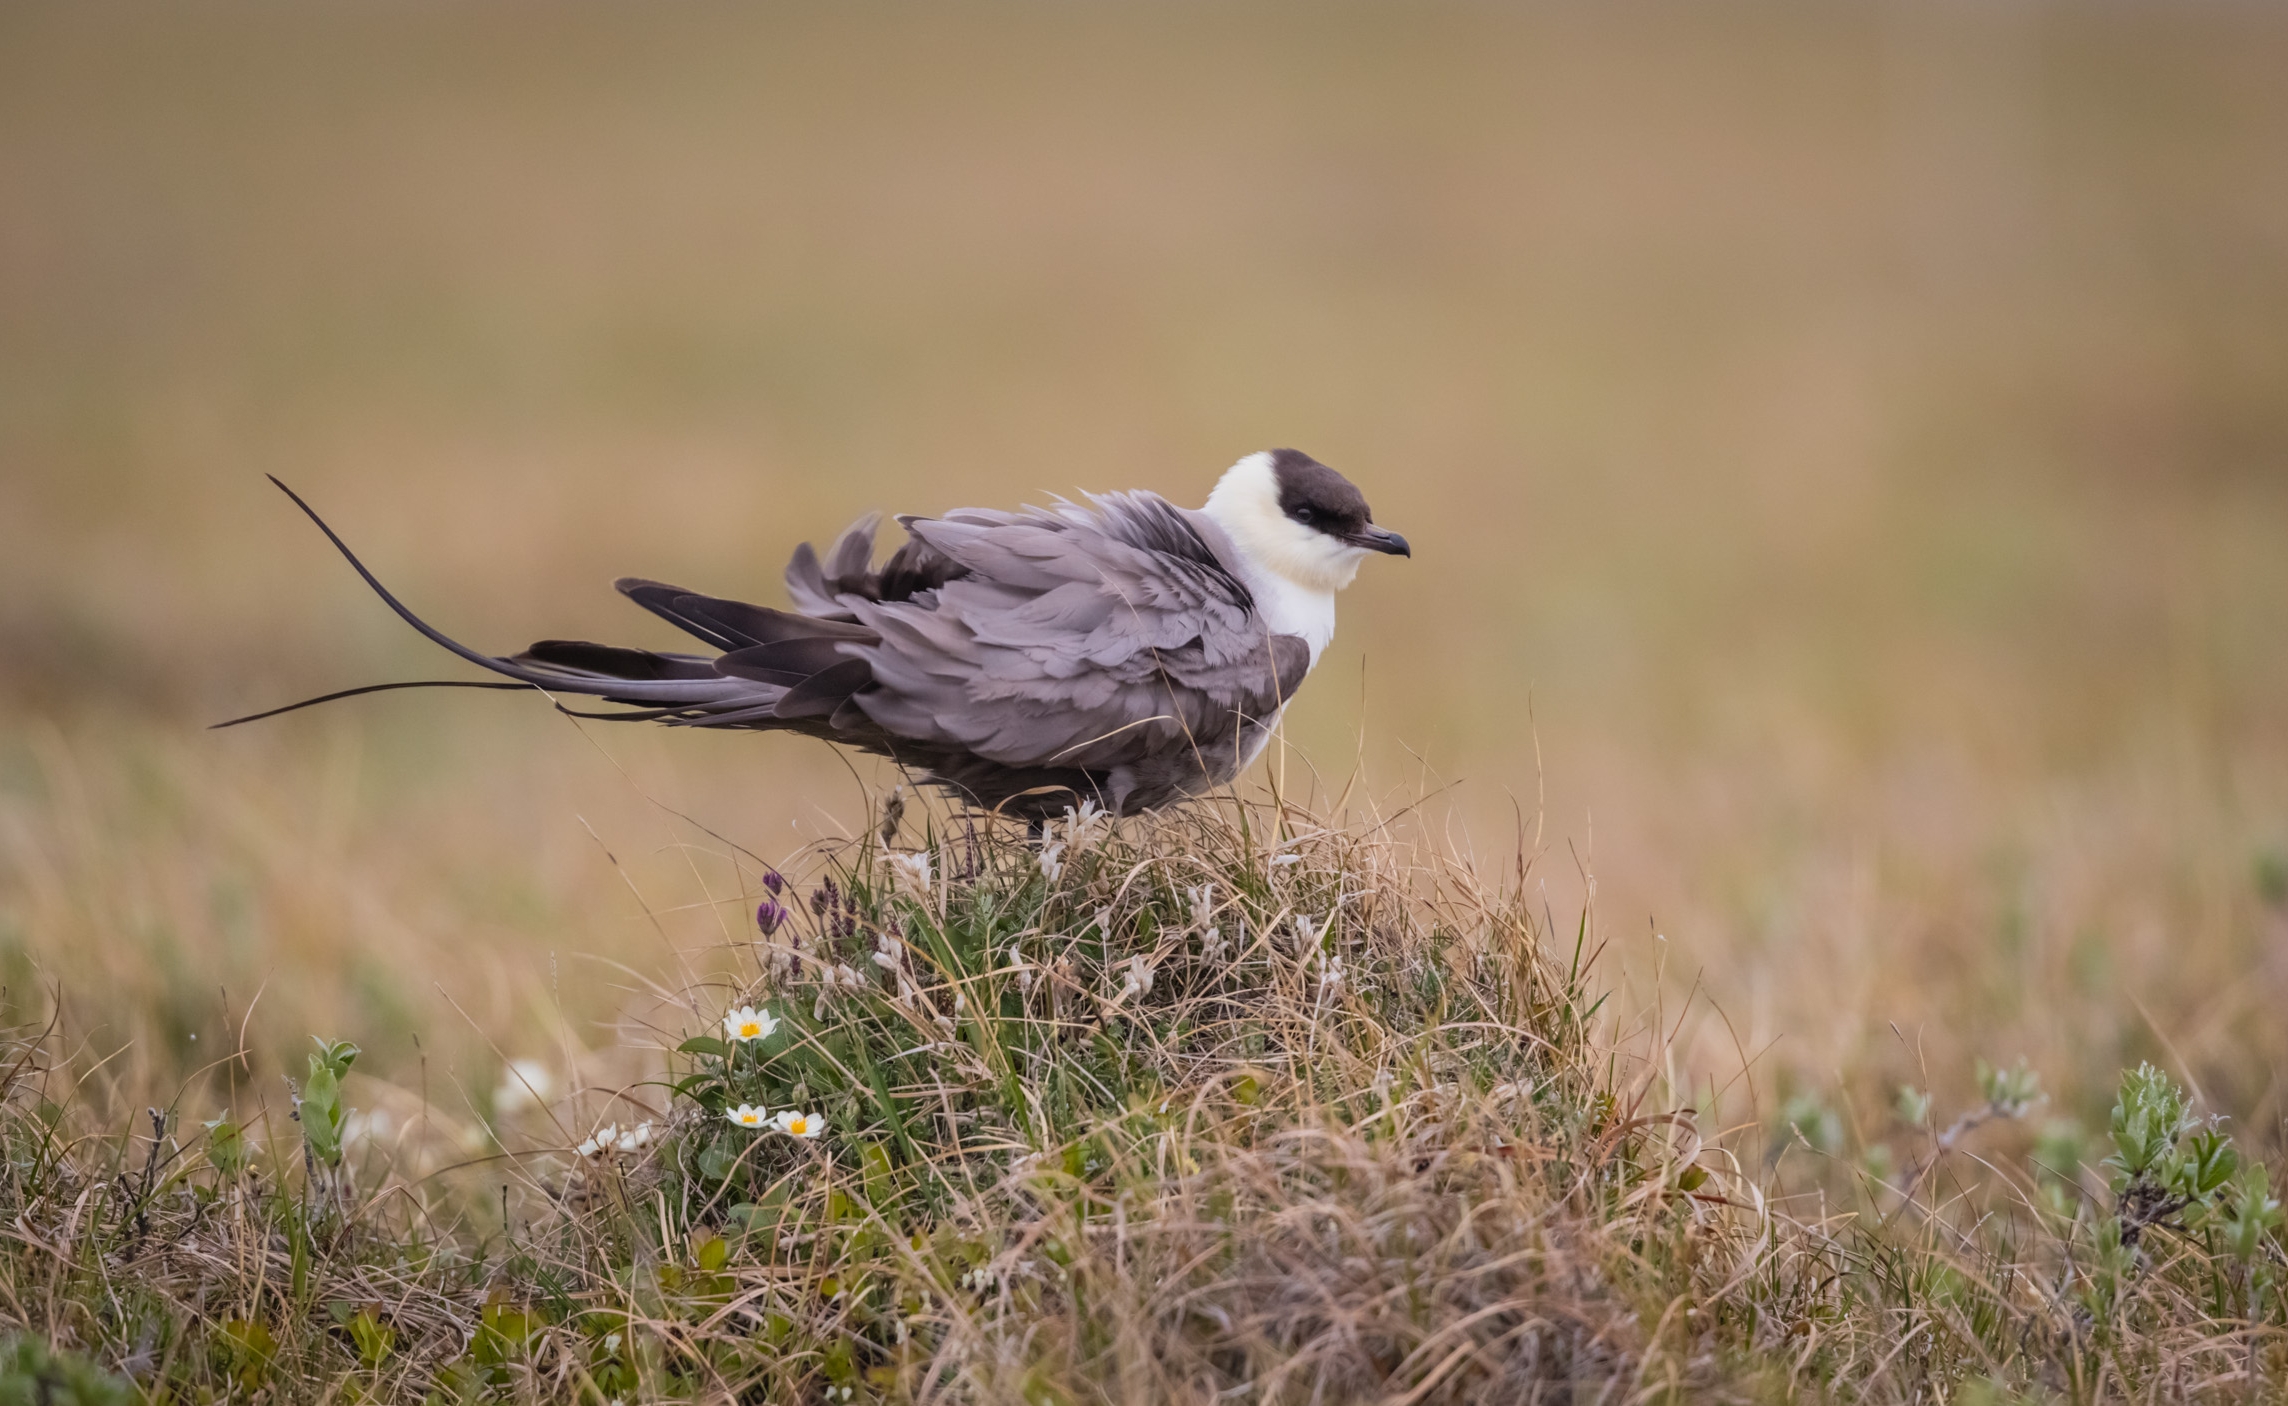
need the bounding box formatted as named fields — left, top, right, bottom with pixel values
left=1246, top=570, right=1338, bottom=667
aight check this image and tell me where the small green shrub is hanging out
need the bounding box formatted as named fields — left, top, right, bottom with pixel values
left=0, top=1337, right=132, bottom=1406
left=295, top=1036, right=361, bottom=1169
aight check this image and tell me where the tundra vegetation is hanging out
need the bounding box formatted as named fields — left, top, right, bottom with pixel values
left=0, top=796, right=2279, bottom=1403
left=5, top=6, right=2288, bottom=1402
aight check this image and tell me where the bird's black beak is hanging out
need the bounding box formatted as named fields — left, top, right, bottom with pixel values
left=1349, top=525, right=1411, bottom=557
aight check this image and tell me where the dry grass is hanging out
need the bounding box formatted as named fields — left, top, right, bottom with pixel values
left=2, top=2, right=2288, bottom=1397
left=0, top=795, right=2280, bottom=1402
left=3, top=0, right=2286, bottom=1135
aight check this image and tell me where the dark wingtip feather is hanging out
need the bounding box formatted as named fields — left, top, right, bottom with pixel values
left=514, top=639, right=719, bottom=681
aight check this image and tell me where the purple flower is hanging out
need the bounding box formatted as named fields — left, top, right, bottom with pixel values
left=762, top=869, right=785, bottom=896
left=755, top=900, right=789, bottom=937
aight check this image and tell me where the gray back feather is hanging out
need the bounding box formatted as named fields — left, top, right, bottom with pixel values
left=822, top=492, right=1308, bottom=812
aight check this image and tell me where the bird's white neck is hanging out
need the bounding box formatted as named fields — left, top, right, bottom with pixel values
left=1242, top=570, right=1338, bottom=665
left=1200, top=451, right=1354, bottom=666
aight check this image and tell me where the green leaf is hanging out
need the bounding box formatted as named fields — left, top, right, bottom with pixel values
left=695, top=1234, right=729, bottom=1272
left=300, top=1036, right=360, bottom=1168
left=1895, top=1085, right=1931, bottom=1127
left=1976, top=1057, right=2042, bottom=1115
left=301, top=1064, right=345, bottom=1166
left=312, top=1036, right=361, bottom=1080
left=475, top=1301, right=538, bottom=1366
left=2170, top=1126, right=2238, bottom=1201
left=678, top=1036, right=731, bottom=1059
left=860, top=1140, right=895, bottom=1206
left=205, top=1117, right=248, bottom=1176
left=2105, top=1063, right=2192, bottom=1183
left=219, top=1319, right=277, bottom=1391
left=348, top=1308, right=396, bottom=1369
left=2224, top=1164, right=2285, bottom=1263
left=697, top=1143, right=739, bottom=1183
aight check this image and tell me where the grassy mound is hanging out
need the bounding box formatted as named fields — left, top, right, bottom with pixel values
left=0, top=797, right=2280, bottom=1402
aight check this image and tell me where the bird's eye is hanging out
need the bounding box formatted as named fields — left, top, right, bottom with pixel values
left=1293, top=508, right=1315, bottom=524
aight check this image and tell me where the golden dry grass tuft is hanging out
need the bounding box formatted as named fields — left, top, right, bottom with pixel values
left=5, top=0, right=2288, bottom=1146
left=0, top=795, right=2280, bottom=1402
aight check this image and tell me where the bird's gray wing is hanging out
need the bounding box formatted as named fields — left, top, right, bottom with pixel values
left=830, top=492, right=1309, bottom=797
left=785, top=513, right=972, bottom=616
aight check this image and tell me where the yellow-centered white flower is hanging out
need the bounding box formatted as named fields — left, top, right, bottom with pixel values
left=772, top=1110, right=823, bottom=1139
left=726, top=1104, right=769, bottom=1128
left=723, top=1005, right=779, bottom=1043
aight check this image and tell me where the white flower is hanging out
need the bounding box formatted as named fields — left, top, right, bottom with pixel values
left=1270, top=851, right=1302, bottom=867
left=834, top=962, right=866, bottom=989
left=1318, top=951, right=1345, bottom=994
left=1037, top=843, right=1065, bottom=883
left=1117, top=955, right=1155, bottom=1001
left=888, top=850, right=933, bottom=891
left=1063, top=799, right=1109, bottom=849
left=1187, top=885, right=1229, bottom=957
left=493, top=1059, right=556, bottom=1115
left=772, top=1109, right=823, bottom=1139
left=1293, top=913, right=1319, bottom=952
left=581, top=1120, right=644, bottom=1158
left=727, top=1104, right=769, bottom=1128
left=723, top=1005, right=780, bottom=1043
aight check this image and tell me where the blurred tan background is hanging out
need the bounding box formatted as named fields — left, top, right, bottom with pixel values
left=3, top=4, right=2285, bottom=1148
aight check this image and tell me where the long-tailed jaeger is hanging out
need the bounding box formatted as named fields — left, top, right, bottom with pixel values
left=225, top=449, right=1409, bottom=821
